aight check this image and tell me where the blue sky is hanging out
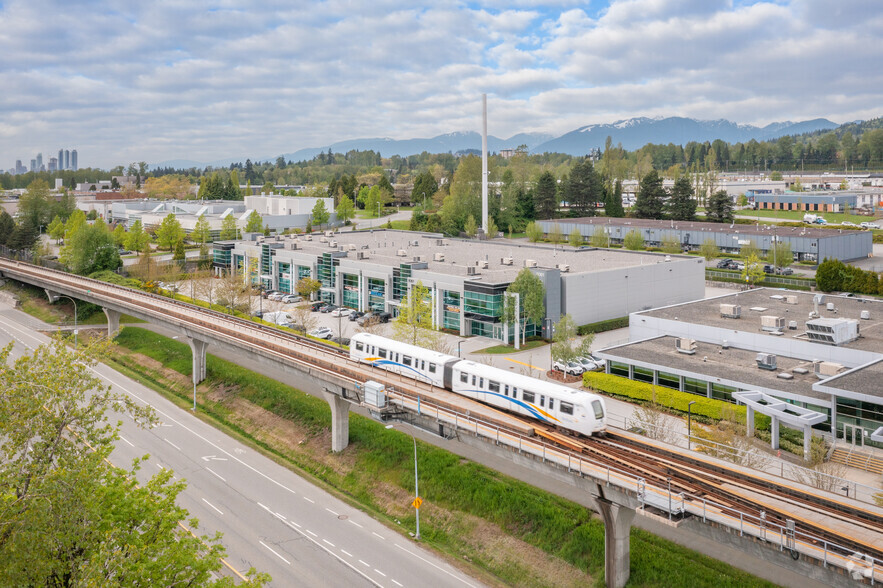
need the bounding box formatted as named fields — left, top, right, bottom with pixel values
left=1, top=0, right=881, bottom=170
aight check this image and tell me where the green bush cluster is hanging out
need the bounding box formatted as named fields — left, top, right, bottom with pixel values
left=815, top=257, right=882, bottom=295
left=577, top=316, right=629, bottom=335
left=583, top=372, right=771, bottom=430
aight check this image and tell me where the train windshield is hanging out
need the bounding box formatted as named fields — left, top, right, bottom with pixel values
left=591, top=400, right=604, bottom=420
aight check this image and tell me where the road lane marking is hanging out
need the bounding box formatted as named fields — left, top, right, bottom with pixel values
left=303, top=496, right=314, bottom=503
left=205, top=467, right=225, bottom=482
left=259, top=541, right=290, bottom=565
left=306, top=529, right=317, bottom=537
left=119, top=435, right=135, bottom=447
left=372, top=531, right=385, bottom=540
left=374, top=569, right=386, bottom=577
left=341, top=549, right=352, bottom=557
left=285, top=520, right=301, bottom=529
left=202, top=498, right=223, bottom=515
left=392, top=580, right=403, bottom=587
left=359, top=560, right=370, bottom=567
left=504, top=357, right=543, bottom=371
left=164, top=438, right=181, bottom=451
left=348, top=519, right=363, bottom=528
left=325, top=508, right=339, bottom=516
left=323, top=539, right=335, bottom=547
left=394, top=543, right=479, bottom=587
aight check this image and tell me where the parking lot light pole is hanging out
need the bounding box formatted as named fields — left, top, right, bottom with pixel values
left=457, top=340, right=465, bottom=358
left=56, top=295, right=78, bottom=346
left=687, top=400, right=696, bottom=450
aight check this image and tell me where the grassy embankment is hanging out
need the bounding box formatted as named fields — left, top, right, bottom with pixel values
left=107, top=326, right=774, bottom=588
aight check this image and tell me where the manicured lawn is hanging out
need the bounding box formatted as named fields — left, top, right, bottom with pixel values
left=476, top=339, right=548, bottom=354
left=738, top=208, right=876, bottom=225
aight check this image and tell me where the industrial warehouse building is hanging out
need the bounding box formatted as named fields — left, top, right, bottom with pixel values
left=212, top=230, right=705, bottom=341
left=537, top=217, right=873, bottom=263
left=596, top=289, right=883, bottom=448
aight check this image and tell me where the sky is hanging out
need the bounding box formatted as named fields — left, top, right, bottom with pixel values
left=1, top=0, right=881, bottom=170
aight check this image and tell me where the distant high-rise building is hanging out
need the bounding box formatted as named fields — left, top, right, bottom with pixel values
left=58, top=149, right=64, bottom=170
left=64, top=150, right=70, bottom=170
left=15, top=160, right=24, bottom=175
left=49, top=157, right=58, bottom=171
left=36, top=153, right=43, bottom=170
left=71, top=149, right=78, bottom=171
left=30, top=159, right=36, bottom=172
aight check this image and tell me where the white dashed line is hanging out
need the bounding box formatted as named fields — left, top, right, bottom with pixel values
left=259, top=541, right=291, bottom=565
left=163, top=438, right=181, bottom=451
left=205, top=467, right=225, bottom=482
left=374, top=569, right=386, bottom=577
left=392, top=580, right=403, bottom=587
left=359, top=560, right=370, bottom=567
left=341, top=549, right=352, bottom=557
left=394, top=543, right=479, bottom=587
left=323, top=539, right=335, bottom=547
left=119, top=435, right=134, bottom=447
left=201, top=498, right=223, bottom=515
left=325, top=508, right=339, bottom=516
left=306, top=530, right=317, bottom=537
left=372, top=532, right=385, bottom=540
left=286, top=520, right=301, bottom=529
left=348, top=519, right=363, bottom=528
left=303, top=497, right=315, bottom=503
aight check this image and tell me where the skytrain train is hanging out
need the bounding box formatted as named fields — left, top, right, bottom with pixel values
left=349, top=333, right=607, bottom=437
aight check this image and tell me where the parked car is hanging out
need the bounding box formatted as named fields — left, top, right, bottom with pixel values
left=762, top=264, right=775, bottom=274
left=716, top=258, right=734, bottom=269
left=308, top=327, right=333, bottom=339
left=775, top=267, right=793, bottom=276
left=269, top=292, right=286, bottom=301
left=262, top=290, right=277, bottom=299
left=331, top=307, right=352, bottom=317
left=310, top=301, right=324, bottom=311
left=732, top=261, right=745, bottom=271
left=840, top=221, right=858, bottom=228
left=575, top=357, right=600, bottom=372
left=356, top=312, right=375, bottom=326
left=375, top=312, right=392, bottom=323
left=552, top=360, right=585, bottom=376
left=319, top=304, right=337, bottom=314
left=281, top=294, right=302, bottom=304
left=349, top=311, right=364, bottom=322
left=860, top=222, right=880, bottom=229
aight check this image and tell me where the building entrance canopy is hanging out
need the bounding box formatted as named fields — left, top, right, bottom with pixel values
left=733, top=391, right=827, bottom=427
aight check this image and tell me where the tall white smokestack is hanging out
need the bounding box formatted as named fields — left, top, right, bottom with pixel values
left=481, top=94, right=488, bottom=235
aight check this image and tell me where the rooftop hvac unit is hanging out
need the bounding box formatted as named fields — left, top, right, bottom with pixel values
left=286, top=242, right=298, bottom=250
left=826, top=302, right=835, bottom=311
left=466, top=266, right=477, bottom=276
left=502, top=257, right=514, bottom=265
left=325, top=230, right=334, bottom=237
left=436, top=239, right=444, bottom=246
left=777, top=372, right=794, bottom=380
left=557, top=264, right=570, bottom=272
left=347, top=244, right=357, bottom=251
left=675, top=338, right=697, bottom=354
left=761, top=315, right=785, bottom=332
left=813, top=360, right=845, bottom=379
left=356, top=251, right=368, bottom=260
left=788, top=320, right=798, bottom=330
left=720, top=303, right=741, bottom=318
left=303, top=235, right=312, bottom=241
left=805, top=317, right=859, bottom=345
left=412, top=256, right=422, bottom=262
left=433, top=253, right=445, bottom=262
left=479, top=260, right=489, bottom=269
left=525, top=259, right=537, bottom=268
left=411, top=240, right=419, bottom=246
left=329, top=240, right=337, bottom=248
left=756, top=353, right=777, bottom=371
left=860, top=310, right=870, bottom=320
left=784, top=295, right=798, bottom=305
left=319, top=236, right=328, bottom=243
left=396, top=249, right=407, bottom=257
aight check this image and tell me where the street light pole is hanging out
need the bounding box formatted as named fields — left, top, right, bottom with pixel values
left=457, top=340, right=465, bottom=358
left=56, top=295, right=78, bottom=347
left=385, top=424, right=421, bottom=540
left=687, top=400, right=696, bottom=450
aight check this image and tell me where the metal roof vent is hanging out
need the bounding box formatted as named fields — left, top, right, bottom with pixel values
left=860, top=310, right=870, bottom=320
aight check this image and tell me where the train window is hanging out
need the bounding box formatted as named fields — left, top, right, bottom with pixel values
left=479, top=378, right=484, bottom=388
left=522, top=391, right=535, bottom=403
left=539, top=395, right=545, bottom=407
left=421, top=360, right=425, bottom=370
left=488, top=381, right=499, bottom=393
left=355, top=342, right=364, bottom=352
left=428, top=363, right=436, bottom=373
left=548, top=398, right=554, bottom=410
left=471, top=375, right=476, bottom=386
left=460, top=372, right=468, bottom=383
left=504, top=385, right=509, bottom=396
left=378, top=348, right=387, bottom=358
left=592, top=400, right=604, bottom=420
left=402, top=355, right=412, bottom=366
left=560, top=402, right=574, bottom=415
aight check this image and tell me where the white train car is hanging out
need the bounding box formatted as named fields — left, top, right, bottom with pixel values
left=350, top=333, right=457, bottom=388
left=349, top=334, right=607, bottom=437
left=450, top=360, right=606, bottom=437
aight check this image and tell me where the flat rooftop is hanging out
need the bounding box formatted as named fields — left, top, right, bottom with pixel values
left=640, top=289, right=883, bottom=353
left=546, top=217, right=864, bottom=240
left=255, top=230, right=693, bottom=282
left=598, top=336, right=833, bottom=402
left=816, top=359, right=883, bottom=396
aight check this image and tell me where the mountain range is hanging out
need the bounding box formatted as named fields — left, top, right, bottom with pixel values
left=151, top=117, right=840, bottom=170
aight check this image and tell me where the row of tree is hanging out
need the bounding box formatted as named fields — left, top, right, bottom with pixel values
left=815, top=258, right=883, bottom=295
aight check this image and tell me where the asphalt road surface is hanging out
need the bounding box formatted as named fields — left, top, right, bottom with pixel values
left=0, top=303, right=483, bottom=588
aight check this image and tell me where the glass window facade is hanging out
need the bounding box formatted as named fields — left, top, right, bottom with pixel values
left=277, top=262, right=291, bottom=294
left=633, top=366, right=654, bottom=384
left=711, top=383, right=738, bottom=402
left=317, top=253, right=336, bottom=289
left=341, top=273, right=359, bottom=309
left=609, top=361, right=629, bottom=377
left=442, top=290, right=461, bottom=331
left=836, top=397, right=883, bottom=445
left=657, top=371, right=680, bottom=390
left=464, top=291, right=503, bottom=318
left=683, top=376, right=708, bottom=396
left=213, top=246, right=232, bottom=269
left=392, top=264, right=411, bottom=301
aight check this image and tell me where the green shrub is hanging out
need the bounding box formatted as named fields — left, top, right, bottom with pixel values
left=577, top=316, right=629, bottom=336
left=583, top=372, right=771, bottom=430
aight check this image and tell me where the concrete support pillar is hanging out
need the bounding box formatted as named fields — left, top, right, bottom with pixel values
left=103, top=308, right=121, bottom=337
left=628, top=365, right=634, bottom=380
left=596, top=498, right=635, bottom=588
left=771, top=417, right=780, bottom=451
left=187, top=338, right=209, bottom=384
left=803, top=426, right=812, bottom=462
left=323, top=391, right=350, bottom=452
left=746, top=406, right=755, bottom=437
left=679, top=375, right=685, bottom=392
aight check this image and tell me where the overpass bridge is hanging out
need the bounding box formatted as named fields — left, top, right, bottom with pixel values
left=1, top=258, right=869, bottom=588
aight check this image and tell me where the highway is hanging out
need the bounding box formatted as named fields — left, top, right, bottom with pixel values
left=0, top=303, right=483, bottom=588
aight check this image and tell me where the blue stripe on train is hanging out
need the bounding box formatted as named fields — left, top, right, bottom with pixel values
left=458, top=388, right=549, bottom=422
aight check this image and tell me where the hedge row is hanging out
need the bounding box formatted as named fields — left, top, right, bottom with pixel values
left=583, top=372, right=771, bottom=430
left=577, top=316, right=629, bottom=336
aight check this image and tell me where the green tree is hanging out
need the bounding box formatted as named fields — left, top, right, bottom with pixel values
left=192, top=213, right=211, bottom=245
left=295, top=277, right=322, bottom=300
left=634, top=170, right=665, bottom=219
left=365, top=186, right=383, bottom=218
left=464, top=214, right=478, bottom=238
left=47, top=215, right=66, bottom=244
left=486, top=216, right=498, bottom=239
left=534, top=171, right=558, bottom=219
left=661, top=235, right=681, bottom=254
left=311, top=199, right=330, bottom=229
left=737, top=194, right=749, bottom=208
left=525, top=221, right=543, bottom=243
left=740, top=239, right=760, bottom=261
left=124, top=220, right=150, bottom=253
left=741, top=253, right=766, bottom=286
left=666, top=176, right=696, bottom=221
left=0, top=339, right=270, bottom=587
left=17, top=179, right=53, bottom=232
left=699, top=239, right=719, bottom=262
left=244, top=210, right=264, bottom=233
left=220, top=214, right=239, bottom=240
left=391, top=280, right=442, bottom=350
left=261, top=182, right=275, bottom=195
left=623, top=230, right=645, bottom=250
left=770, top=171, right=783, bottom=181
left=173, top=238, right=186, bottom=265
left=64, top=209, right=87, bottom=243
left=550, top=314, right=593, bottom=365
left=502, top=268, right=545, bottom=345
left=815, top=258, right=844, bottom=292
left=548, top=223, right=564, bottom=244
left=335, top=194, right=355, bottom=224
left=568, top=228, right=583, bottom=247
left=111, top=223, right=127, bottom=247
left=705, top=190, right=734, bottom=223
left=61, top=219, right=122, bottom=275
left=767, top=241, right=793, bottom=270
left=411, top=171, right=438, bottom=208
left=605, top=179, right=625, bottom=217
left=566, top=159, right=601, bottom=217
left=155, top=214, right=184, bottom=251
left=590, top=227, right=609, bottom=248
left=0, top=211, right=15, bottom=246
